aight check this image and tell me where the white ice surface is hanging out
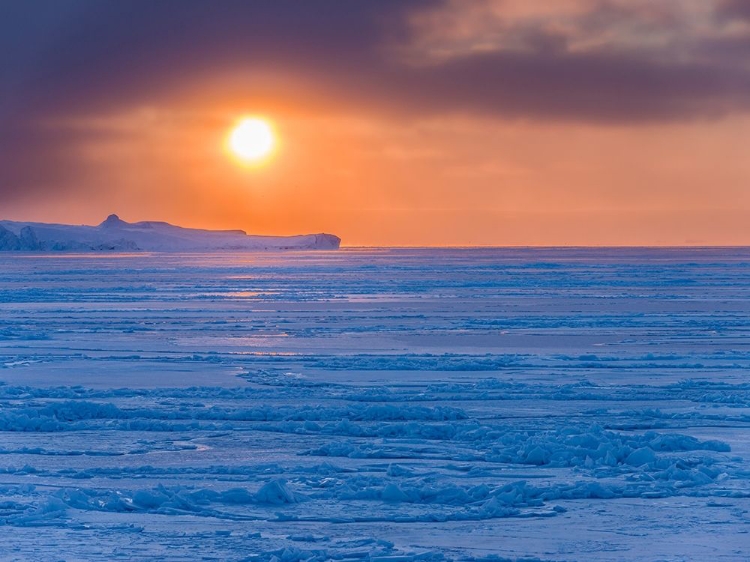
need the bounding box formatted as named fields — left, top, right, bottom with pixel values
left=0, top=248, right=749, bottom=561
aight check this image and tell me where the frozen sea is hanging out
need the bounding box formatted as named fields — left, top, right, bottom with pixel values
left=0, top=248, right=749, bottom=561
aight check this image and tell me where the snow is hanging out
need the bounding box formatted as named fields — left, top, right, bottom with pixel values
left=0, top=214, right=341, bottom=251
left=0, top=248, right=749, bottom=560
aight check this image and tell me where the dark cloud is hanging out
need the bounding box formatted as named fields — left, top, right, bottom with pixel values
left=716, top=0, right=750, bottom=21
left=0, top=0, right=427, bottom=119
left=396, top=50, right=750, bottom=123
left=2, top=0, right=750, bottom=200
left=0, top=0, right=434, bottom=200
left=3, top=0, right=748, bottom=124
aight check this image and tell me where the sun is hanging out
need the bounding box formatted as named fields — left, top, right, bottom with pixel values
left=227, top=117, right=276, bottom=163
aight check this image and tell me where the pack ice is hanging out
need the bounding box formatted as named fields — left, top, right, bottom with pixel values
left=0, top=248, right=748, bottom=561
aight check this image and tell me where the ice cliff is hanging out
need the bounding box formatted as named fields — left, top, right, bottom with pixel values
left=0, top=214, right=341, bottom=251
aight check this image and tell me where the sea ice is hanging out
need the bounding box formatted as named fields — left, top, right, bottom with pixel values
left=0, top=248, right=748, bottom=560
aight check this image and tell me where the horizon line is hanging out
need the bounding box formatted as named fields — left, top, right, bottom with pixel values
left=339, top=244, right=750, bottom=250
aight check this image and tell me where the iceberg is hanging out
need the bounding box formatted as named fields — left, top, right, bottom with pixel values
left=0, top=214, right=341, bottom=251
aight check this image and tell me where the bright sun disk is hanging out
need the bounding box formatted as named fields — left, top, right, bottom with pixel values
left=228, top=117, right=275, bottom=162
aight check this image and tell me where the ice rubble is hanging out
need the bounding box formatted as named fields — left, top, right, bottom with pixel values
left=0, top=379, right=737, bottom=530
left=1, top=249, right=749, bottom=560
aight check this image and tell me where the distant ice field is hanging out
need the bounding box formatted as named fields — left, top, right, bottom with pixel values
left=0, top=248, right=749, bottom=561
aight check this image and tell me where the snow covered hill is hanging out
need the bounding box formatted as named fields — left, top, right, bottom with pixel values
left=0, top=214, right=341, bottom=251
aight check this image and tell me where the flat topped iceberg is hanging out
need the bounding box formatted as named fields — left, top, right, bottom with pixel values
left=0, top=214, right=341, bottom=251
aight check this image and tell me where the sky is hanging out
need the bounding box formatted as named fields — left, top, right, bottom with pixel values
left=1, top=0, right=749, bottom=246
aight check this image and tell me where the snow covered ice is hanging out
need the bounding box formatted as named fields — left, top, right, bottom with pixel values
left=0, top=248, right=748, bottom=560
left=0, top=215, right=341, bottom=252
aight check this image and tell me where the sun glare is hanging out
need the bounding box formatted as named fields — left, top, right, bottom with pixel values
left=227, top=117, right=275, bottom=163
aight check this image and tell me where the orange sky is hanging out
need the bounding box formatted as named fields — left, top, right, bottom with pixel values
left=2, top=1, right=749, bottom=246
